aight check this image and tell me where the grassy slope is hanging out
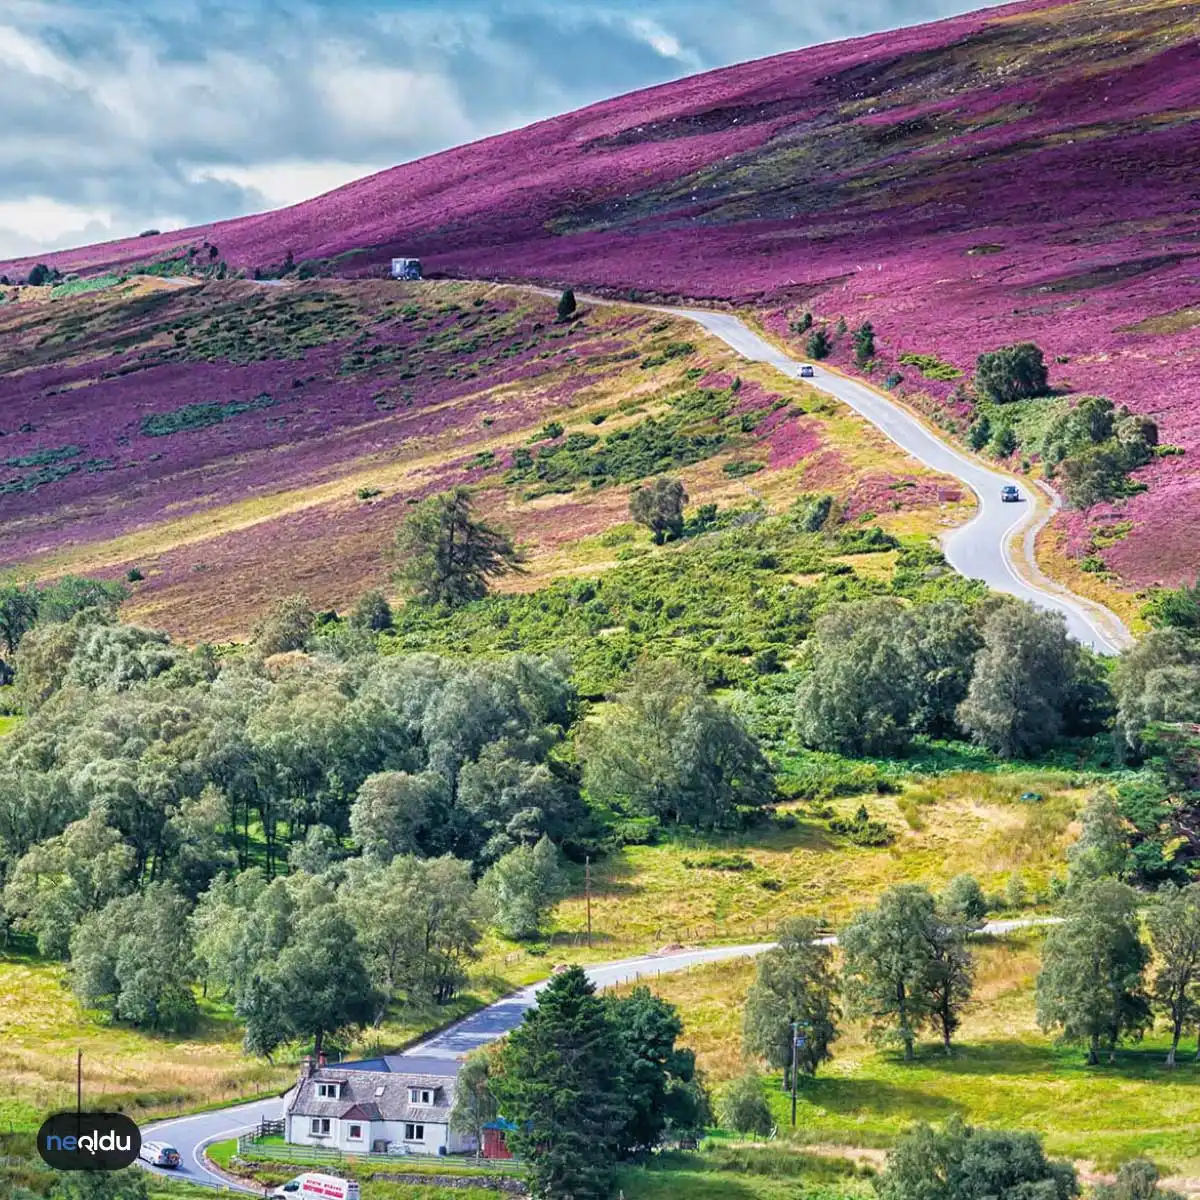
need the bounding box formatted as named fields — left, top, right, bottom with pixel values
left=550, top=772, right=1081, bottom=947
left=1, top=279, right=967, bottom=641
left=0, top=939, right=541, bottom=1134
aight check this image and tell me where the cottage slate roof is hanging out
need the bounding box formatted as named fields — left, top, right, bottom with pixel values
left=341, top=1055, right=460, bottom=1078
left=288, top=1066, right=453, bottom=1125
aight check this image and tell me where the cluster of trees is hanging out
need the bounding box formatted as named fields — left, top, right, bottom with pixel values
left=735, top=869, right=1200, bottom=1089
left=582, top=659, right=774, bottom=829
left=0, top=594, right=605, bottom=1038
left=739, top=886, right=981, bottom=1087
left=1038, top=863, right=1200, bottom=1067
left=0, top=574, right=128, bottom=683
left=450, top=967, right=708, bottom=1200
left=795, top=596, right=1112, bottom=759
left=965, top=342, right=1160, bottom=508
left=1040, top=395, right=1160, bottom=509
left=13, top=1167, right=156, bottom=1200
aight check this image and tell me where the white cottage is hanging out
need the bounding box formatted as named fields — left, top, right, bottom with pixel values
left=285, top=1054, right=474, bottom=1156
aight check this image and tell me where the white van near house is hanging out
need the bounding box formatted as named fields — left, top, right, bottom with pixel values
left=271, top=1173, right=360, bottom=1200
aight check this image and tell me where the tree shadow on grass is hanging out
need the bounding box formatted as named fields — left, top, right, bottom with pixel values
left=793, top=1075, right=961, bottom=1123
left=905, top=1038, right=1056, bottom=1077
left=904, top=1039, right=1200, bottom=1085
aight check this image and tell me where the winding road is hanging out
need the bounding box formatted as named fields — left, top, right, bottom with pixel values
left=547, top=291, right=1130, bottom=654
left=238, top=274, right=1132, bottom=651
left=139, top=921, right=1060, bottom=1192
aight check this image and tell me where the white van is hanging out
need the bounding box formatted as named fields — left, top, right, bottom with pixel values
left=271, top=1173, right=361, bottom=1200
left=138, top=1141, right=181, bottom=1168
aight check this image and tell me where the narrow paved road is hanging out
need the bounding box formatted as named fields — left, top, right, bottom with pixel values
left=139, top=921, right=1058, bottom=1192
left=596, top=296, right=1129, bottom=654
left=239, top=275, right=1128, bottom=652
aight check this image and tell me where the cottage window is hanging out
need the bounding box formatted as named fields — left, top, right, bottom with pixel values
left=348, top=1124, right=363, bottom=1141
left=408, top=1088, right=434, bottom=1106
left=316, top=1083, right=341, bottom=1100
left=404, top=1123, right=425, bottom=1142
left=310, top=1118, right=331, bottom=1136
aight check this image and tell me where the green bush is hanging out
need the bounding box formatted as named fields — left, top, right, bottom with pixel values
left=829, top=803, right=894, bottom=846
left=140, top=392, right=277, bottom=437
left=806, top=329, right=832, bottom=360
left=974, top=342, right=1049, bottom=403
left=899, top=352, right=963, bottom=381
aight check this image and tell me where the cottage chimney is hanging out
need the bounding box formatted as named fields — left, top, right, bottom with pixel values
left=317, top=1051, right=327, bottom=1068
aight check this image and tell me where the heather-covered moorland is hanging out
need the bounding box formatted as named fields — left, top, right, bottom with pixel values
left=2, top=0, right=1195, bottom=592
left=0, top=279, right=964, bottom=640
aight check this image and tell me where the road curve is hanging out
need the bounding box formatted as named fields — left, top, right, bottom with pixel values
left=240, top=275, right=1128, bottom=652
left=138, top=921, right=1059, bottom=1191
left=520, top=286, right=1130, bottom=653
left=675, top=308, right=1129, bottom=654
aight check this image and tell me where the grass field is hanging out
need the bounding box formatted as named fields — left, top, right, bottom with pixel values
left=550, top=771, right=1086, bottom=946
left=612, top=930, right=1200, bottom=1184
left=214, top=1135, right=874, bottom=1200
left=0, top=941, right=535, bottom=1134
left=0, top=714, right=21, bottom=737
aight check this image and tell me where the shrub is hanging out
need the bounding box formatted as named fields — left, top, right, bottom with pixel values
left=125, top=568, right=144, bottom=583
left=140, top=392, right=276, bottom=437
left=829, top=804, right=894, bottom=846
left=974, top=343, right=1049, bottom=403
left=630, top=476, right=688, bottom=544
left=556, top=288, right=577, bottom=321
left=989, top=424, right=1018, bottom=457
left=853, top=321, right=876, bottom=367
left=681, top=853, right=754, bottom=871
left=806, top=329, right=832, bottom=360
left=899, top=352, right=963, bottom=381
left=717, top=1070, right=773, bottom=1136
left=794, top=494, right=834, bottom=533
left=723, top=460, right=765, bottom=478
left=967, top=416, right=991, bottom=451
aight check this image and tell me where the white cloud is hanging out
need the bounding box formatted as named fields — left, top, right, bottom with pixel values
left=625, top=17, right=689, bottom=62
left=0, top=22, right=81, bottom=84
left=0, top=197, right=113, bottom=243
left=314, top=55, right=476, bottom=144
left=188, top=161, right=389, bottom=209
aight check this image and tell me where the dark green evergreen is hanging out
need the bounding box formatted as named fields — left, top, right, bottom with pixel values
left=495, top=966, right=632, bottom=1200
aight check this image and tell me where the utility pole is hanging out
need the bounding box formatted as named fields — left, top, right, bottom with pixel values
left=791, top=1023, right=807, bottom=1127
left=585, top=856, right=592, bottom=948
left=77, top=1049, right=82, bottom=1115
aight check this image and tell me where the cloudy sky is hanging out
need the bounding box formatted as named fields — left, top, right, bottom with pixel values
left=0, top=0, right=986, bottom=258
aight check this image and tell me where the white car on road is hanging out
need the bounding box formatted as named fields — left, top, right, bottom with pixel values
left=138, top=1141, right=180, bottom=1169
left=800, top=364, right=815, bottom=377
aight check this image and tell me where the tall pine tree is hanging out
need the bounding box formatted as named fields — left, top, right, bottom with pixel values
left=495, top=966, right=632, bottom=1199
